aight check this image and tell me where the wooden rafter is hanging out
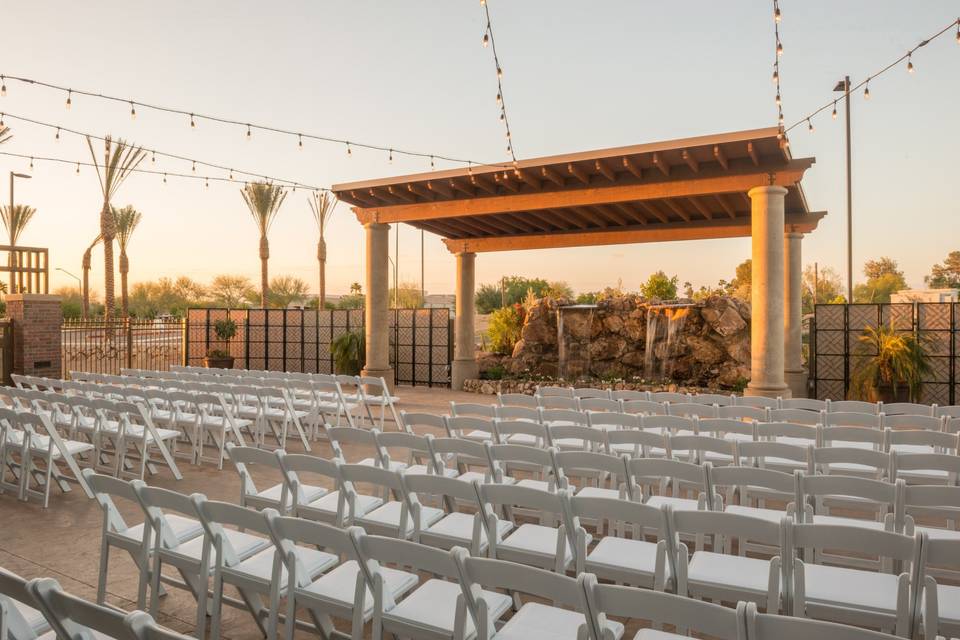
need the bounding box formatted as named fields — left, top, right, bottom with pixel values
left=681, top=149, right=699, bottom=173
left=714, top=193, right=737, bottom=219
left=636, top=201, right=671, bottom=224
left=448, top=178, right=476, bottom=197
left=713, top=145, right=728, bottom=170
left=652, top=152, right=671, bottom=177
left=385, top=186, right=416, bottom=203
left=515, top=169, right=541, bottom=189
left=595, top=159, right=616, bottom=182
left=406, top=183, right=434, bottom=201
left=622, top=156, right=642, bottom=179
left=612, top=201, right=648, bottom=225
left=567, top=162, right=591, bottom=186
left=349, top=190, right=380, bottom=207
left=662, top=199, right=691, bottom=222
left=571, top=206, right=608, bottom=228
left=541, top=166, right=565, bottom=187
left=545, top=207, right=591, bottom=230
left=688, top=196, right=713, bottom=220
left=470, top=174, right=498, bottom=195
left=746, top=142, right=759, bottom=166
left=427, top=180, right=452, bottom=198
left=526, top=209, right=563, bottom=231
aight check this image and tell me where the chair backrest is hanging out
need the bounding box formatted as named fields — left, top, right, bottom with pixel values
left=583, top=576, right=745, bottom=640
left=717, top=405, right=768, bottom=422
left=667, top=402, right=718, bottom=419
left=536, top=385, right=574, bottom=398
left=132, top=483, right=203, bottom=549
left=642, top=414, right=696, bottom=434
left=195, top=498, right=273, bottom=566
left=819, top=425, right=885, bottom=447
left=811, top=446, right=890, bottom=477
left=375, top=431, right=433, bottom=468
left=0, top=568, right=46, bottom=640
left=785, top=520, right=918, bottom=567
left=29, top=578, right=147, bottom=640
left=552, top=450, right=629, bottom=491
left=737, top=440, right=814, bottom=472
left=565, top=493, right=665, bottom=534
left=576, top=397, right=621, bottom=413
left=496, top=392, right=538, bottom=408
left=538, top=395, right=580, bottom=410
left=697, top=417, right=756, bottom=440
left=668, top=434, right=739, bottom=465
left=339, top=463, right=405, bottom=495
left=709, top=464, right=796, bottom=505
left=610, top=389, right=650, bottom=401
left=880, top=402, right=934, bottom=417
left=650, top=392, right=690, bottom=403
left=264, top=513, right=359, bottom=580
left=325, top=426, right=383, bottom=462
left=586, top=411, right=639, bottom=430
left=828, top=399, right=880, bottom=414
left=539, top=408, right=588, bottom=427
left=745, top=602, right=891, bottom=640
left=443, top=415, right=497, bottom=440
left=605, top=429, right=667, bottom=458
left=767, top=409, right=822, bottom=426
left=734, top=395, right=779, bottom=409
left=494, top=419, right=549, bottom=445
left=798, top=473, right=901, bottom=519
left=881, top=414, right=944, bottom=431
left=935, top=404, right=960, bottom=418
left=671, top=508, right=782, bottom=553
left=779, top=397, right=826, bottom=412
left=902, top=484, right=960, bottom=523
left=403, top=473, right=482, bottom=507
left=620, top=399, right=666, bottom=416
left=692, top=393, right=735, bottom=407
left=353, top=533, right=459, bottom=597
left=548, top=424, right=607, bottom=451
left=494, top=405, right=540, bottom=422
left=449, top=401, right=497, bottom=418
left=399, top=411, right=445, bottom=435
left=487, top=443, right=557, bottom=478
left=226, top=443, right=285, bottom=497
left=479, top=481, right=565, bottom=518
left=82, top=469, right=141, bottom=537
left=573, top=387, right=611, bottom=400
left=627, top=458, right=708, bottom=497
left=823, top=411, right=881, bottom=428
left=755, top=421, right=818, bottom=442
left=277, top=453, right=341, bottom=507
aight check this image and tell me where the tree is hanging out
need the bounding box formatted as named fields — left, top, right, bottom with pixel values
left=208, top=275, right=256, bottom=308
left=475, top=276, right=552, bottom=313
left=241, top=182, right=287, bottom=307
left=926, top=250, right=960, bottom=289
left=863, top=257, right=903, bottom=281
left=350, top=282, right=362, bottom=294
left=1, top=203, right=38, bottom=293
left=544, top=280, right=574, bottom=300
left=389, top=281, right=425, bottom=308
left=87, top=136, right=145, bottom=319
left=640, top=271, right=678, bottom=300
left=266, top=275, right=309, bottom=308
left=802, top=265, right=843, bottom=315
left=308, top=191, right=337, bottom=308
left=112, top=205, right=142, bottom=318
left=81, top=235, right=101, bottom=319
left=56, top=286, right=85, bottom=320
left=853, top=257, right=907, bottom=303
left=128, top=277, right=207, bottom=318
left=728, top=259, right=751, bottom=300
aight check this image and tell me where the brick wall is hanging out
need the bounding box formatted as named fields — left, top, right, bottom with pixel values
left=6, top=294, right=62, bottom=378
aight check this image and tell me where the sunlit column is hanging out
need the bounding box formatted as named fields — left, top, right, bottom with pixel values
left=784, top=231, right=807, bottom=397
left=452, top=251, right=478, bottom=390
left=362, top=222, right=394, bottom=390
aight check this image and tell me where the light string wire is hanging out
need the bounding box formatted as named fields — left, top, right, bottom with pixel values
left=0, top=110, right=327, bottom=191
left=784, top=16, right=960, bottom=135
left=480, top=0, right=518, bottom=166
left=0, top=72, right=513, bottom=169
left=0, top=149, right=317, bottom=190
left=772, top=0, right=786, bottom=134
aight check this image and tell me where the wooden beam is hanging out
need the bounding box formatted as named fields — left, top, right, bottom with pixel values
left=526, top=209, right=563, bottom=230
left=515, top=169, right=541, bottom=189
left=595, top=159, right=616, bottom=182
left=636, top=201, right=671, bottom=224
left=662, top=199, right=691, bottom=222
left=494, top=172, right=519, bottom=193
left=687, top=196, right=714, bottom=221
left=426, top=180, right=452, bottom=198
left=470, top=174, right=498, bottom=195
left=713, top=145, right=728, bottom=170
left=571, top=206, right=608, bottom=228
left=449, top=178, right=476, bottom=197
left=567, top=162, right=591, bottom=186
left=348, top=190, right=380, bottom=207
left=353, top=160, right=813, bottom=224
left=385, top=186, right=416, bottom=203
left=546, top=207, right=591, bottom=230
left=714, top=194, right=737, bottom=219
left=443, top=212, right=828, bottom=253
left=595, top=204, right=631, bottom=226
left=681, top=149, right=699, bottom=173
left=746, top=142, right=759, bottom=166
left=406, top=183, right=434, bottom=200
left=622, top=156, right=642, bottom=179
left=541, top=166, right=565, bottom=187
left=612, top=201, right=648, bottom=225
left=652, top=152, right=671, bottom=177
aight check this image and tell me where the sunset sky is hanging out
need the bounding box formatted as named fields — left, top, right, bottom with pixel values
left=2, top=1, right=958, bottom=297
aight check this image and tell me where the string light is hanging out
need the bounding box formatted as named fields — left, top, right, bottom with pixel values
left=774, top=5, right=781, bottom=22
left=246, top=124, right=251, bottom=140
left=775, top=92, right=781, bottom=106
left=956, top=18, right=959, bottom=43
left=151, top=151, right=155, bottom=163
left=772, top=69, right=778, bottom=83
left=0, top=113, right=4, bottom=127
left=783, top=17, right=958, bottom=134
left=346, top=141, right=352, bottom=157
left=776, top=41, right=783, bottom=56
left=771, top=0, right=786, bottom=135
left=807, top=118, right=814, bottom=132
left=75, top=161, right=79, bottom=175
left=54, top=127, right=60, bottom=141
left=229, top=169, right=234, bottom=180
left=191, top=160, right=196, bottom=172
left=205, top=177, right=209, bottom=188
left=388, top=148, right=393, bottom=163
left=482, top=32, right=489, bottom=48
left=163, top=173, right=167, bottom=184
left=430, top=155, right=435, bottom=169
left=298, top=133, right=303, bottom=149
left=0, top=77, right=5, bottom=97
left=0, top=73, right=510, bottom=170
left=480, top=0, right=517, bottom=163
left=130, top=101, right=136, bottom=119
left=29, top=157, right=33, bottom=170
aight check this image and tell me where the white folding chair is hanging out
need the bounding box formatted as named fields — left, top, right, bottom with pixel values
left=400, top=411, right=446, bottom=436
left=444, top=415, right=499, bottom=444
left=431, top=437, right=501, bottom=483
left=324, top=426, right=394, bottom=469
left=487, top=443, right=560, bottom=493
left=402, top=473, right=493, bottom=555
left=779, top=397, right=826, bottom=412
left=577, top=398, right=621, bottom=413
left=376, top=431, right=437, bottom=475
left=667, top=402, right=718, bottom=419
left=880, top=402, right=935, bottom=417
left=717, top=405, right=769, bottom=422
left=449, top=402, right=497, bottom=419
left=709, top=463, right=798, bottom=527
left=494, top=419, right=549, bottom=448
left=573, top=387, right=611, bottom=400
left=745, top=602, right=892, bottom=640
left=918, top=535, right=960, bottom=640
left=610, top=389, right=650, bottom=401
left=494, top=405, right=540, bottom=424
left=586, top=411, right=639, bottom=432
left=620, top=399, right=667, bottom=416
left=0, top=569, right=50, bottom=640
left=539, top=396, right=580, bottom=411
left=767, top=409, right=822, bottom=426
left=536, top=385, right=574, bottom=398
left=357, top=375, right=402, bottom=430
left=16, top=410, right=95, bottom=507
left=279, top=453, right=356, bottom=526
left=828, top=399, right=880, bottom=414
left=735, top=395, right=779, bottom=409
left=226, top=444, right=297, bottom=512
left=651, top=392, right=690, bottom=404
left=339, top=463, right=444, bottom=538
left=496, top=393, right=538, bottom=409
left=605, top=428, right=667, bottom=459
left=627, top=458, right=711, bottom=512
left=889, top=438, right=960, bottom=484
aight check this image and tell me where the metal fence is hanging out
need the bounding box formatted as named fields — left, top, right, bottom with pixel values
left=810, top=302, right=959, bottom=404
left=0, top=319, right=13, bottom=385
left=183, top=307, right=452, bottom=387
left=61, top=318, right=185, bottom=376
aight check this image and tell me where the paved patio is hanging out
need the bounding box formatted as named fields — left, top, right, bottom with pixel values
left=0, top=385, right=481, bottom=640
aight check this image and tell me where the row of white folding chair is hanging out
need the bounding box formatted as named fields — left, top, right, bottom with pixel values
left=3, top=386, right=186, bottom=481
left=128, top=367, right=401, bottom=431
left=0, top=568, right=189, bottom=640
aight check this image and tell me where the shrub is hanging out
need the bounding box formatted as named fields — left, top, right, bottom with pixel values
left=488, top=304, right=525, bottom=355
left=331, top=330, right=365, bottom=375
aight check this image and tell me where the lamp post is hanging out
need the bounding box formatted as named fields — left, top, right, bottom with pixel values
left=833, top=77, right=852, bottom=302
left=56, top=267, right=82, bottom=288
left=8, top=171, right=32, bottom=293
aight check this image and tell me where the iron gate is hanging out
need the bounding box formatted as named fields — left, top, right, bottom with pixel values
left=61, top=318, right=185, bottom=376
left=184, top=307, right=452, bottom=387
left=811, top=302, right=958, bottom=404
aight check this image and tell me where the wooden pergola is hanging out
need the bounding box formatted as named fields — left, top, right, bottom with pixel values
left=333, top=127, right=825, bottom=397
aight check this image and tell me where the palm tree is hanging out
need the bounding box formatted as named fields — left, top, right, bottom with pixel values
left=0, top=124, right=11, bottom=145
left=241, top=182, right=287, bottom=307
left=307, top=191, right=337, bottom=308
left=86, top=136, right=145, bottom=319
left=112, top=205, right=142, bottom=318
left=1, top=203, right=37, bottom=293
left=81, top=235, right=101, bottom=319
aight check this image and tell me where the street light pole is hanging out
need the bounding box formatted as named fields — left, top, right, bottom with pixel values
left=834, top=76, right=853, bottom=302
left=56, top=267, right=82, bottom=288
left=8, top=171, right=32, bottom=294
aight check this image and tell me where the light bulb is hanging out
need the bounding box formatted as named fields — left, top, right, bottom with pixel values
left=55, top=127, right=60, bottom=141
left=163, top=173, right=167, bottom=184
left=956, top=22, right=959, bottom=44
left=205, top=177, right=209, bottom=188
left=778, top=113, right=784, bottom=126
left=130, top=101, right=136, bottom=120
left=772, top=69, right=778, bottom=83
left=482, top=33, right=489, bottom=48
left=298, top=134, right=303, bottom=149
left=190, top=113, right=196, bottom=128
left=75, top=162, right=80, bottom=175
left=499, top=111, right=505, bottom=121
left=1, top=77, right=6, bottom=97
left=151, top=151, right=155, bottom=163
left=907, top=55, right=914, bottom=73
left=479, top=0, right=485, bottom=5
left=497, top=67, right=503, bottom=78
left=389, top=148, right=393, bottom=163
left=776, top=42, right=783, bottom=57
left=191, top=161, right=196, bottom=172
left=430, top=156, right=435, bottom=169
left=832, top=103, right=837, bottom=119
left=774, top=6, right=781, bottom=22
left=807, top=119, right=814, bottom=132
left=29, top=157, right=33, bottom=170
left=775, top=92, right=781, bottom=106
left=496, top=93, right=502, bottom=106
left=864, top=83, right=870, bottom=99
left=66, top=90, right=72, bottom=109
left=346, top=142, right=352, bottom=157
left=229, top=169, right=234, bottom=180
left=246, top=124, right=251, bottom=140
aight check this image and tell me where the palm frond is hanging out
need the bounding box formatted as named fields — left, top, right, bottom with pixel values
left=0, top=125, right=12, bottom=145
left=241, top=182, right=287, bottom=234
left=111, top=205, right=143, bottom=250
left=0, top=204, right=38, bottom=244
left=307, top=191, right=337, bottom=234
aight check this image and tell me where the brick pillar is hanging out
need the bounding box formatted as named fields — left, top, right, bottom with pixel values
left=6, top=294, right=63, bottom=379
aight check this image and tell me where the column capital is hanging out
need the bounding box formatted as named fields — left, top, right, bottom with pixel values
left=748, top=184, right=788, bottom=198
left=455, top=250, right=476, bottom=258
left=363, top=221, right=390, bottom=231
left=785, top=231, right=804, bottom=240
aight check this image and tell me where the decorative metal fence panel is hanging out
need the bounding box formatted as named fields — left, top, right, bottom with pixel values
left=811, top=302, right=958, bottom=403
left=184, top=308, right=451, bottom=387
left=62, top=318, right=185, bottom=377
left=0, top=319, right=13, bottom=385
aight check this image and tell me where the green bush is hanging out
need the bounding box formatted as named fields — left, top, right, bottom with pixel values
left=331, top=330, right=365, bottom=375
left=488, top=304, right=525, bottom=355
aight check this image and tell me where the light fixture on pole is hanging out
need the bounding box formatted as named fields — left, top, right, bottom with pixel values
left=55, top=267, right=82, bottom=288
left=833, top=76, right=853, bottom=302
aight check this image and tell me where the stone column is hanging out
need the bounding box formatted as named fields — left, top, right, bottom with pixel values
left=6, top=294, right=63, bottom=380
left=784, top=231, right=807, bottom=397
left=745, top=186, right=791, bottom=398
left=361, top=222, right=394, bottom=390
left=451, top=251, right=478, bottom=390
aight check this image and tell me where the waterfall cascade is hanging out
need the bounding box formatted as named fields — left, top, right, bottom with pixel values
left=556, top=304, right=596, bottom=380
left=643, top=304, right=693, bottom=380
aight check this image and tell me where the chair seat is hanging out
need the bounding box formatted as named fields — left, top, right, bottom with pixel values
left=516, top=478, right=552, bottom=492
left=299, top=560, right=418, bottom=615
left=724, top=504, right=788, bottom=524
left=121, top=424, right=181, bottom=442
left=506, top=433, right=540, bottom=446
left=498, top=523, right=579, bottom=566
left=802, top=563, right=900, bottom=616
left=496, top=602, right=623, bottom=640
left=255, top=482, right=326, bottom=508
left=926, top=583, right=960, bottom=626
left=304, top=491, right=381, bottom=518
left=644, top=495, right=699, bottom=511
left=384, top=578, right=512, bottom=639
left=553, top=438, right=588, bottom=450
left=455, top=470, right=507, bottom=483
left=688, top=551, right=775, bottom=597
left=462, top=430, right=495, bottom=442
left=634, top=630, right=688, bottom=640
left=231, top=544, right=338, bottom=585
left=916, top=525, right=960, bottom=541
left=11, top=598, right=50, bottom=636
left=361, top=394, right=398, bottom=405
left=174, top=529, right=271, bottom=566
left=201, top=415, right=253, bottom=430
left=16, top=432, right=94, bottom=457
left=586, top=536, right=666, bottom=587
left=357, top=501, right=444, bottom=536
left=119, top=514, right=202, bottom=545
left=810, top=514, right=887, bottom=530
left=356, top=458, right=407, bottom=472
left=420, top=512, right=513, bottom=550
left=573, top=486, right=621, bottom=500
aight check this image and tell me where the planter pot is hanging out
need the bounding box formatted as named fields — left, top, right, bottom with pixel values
left=204, top=355, right=235, bottom=369
left=877, top=384, right=910, bottom=404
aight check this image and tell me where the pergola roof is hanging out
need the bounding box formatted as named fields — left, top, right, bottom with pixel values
left=332, top=127, right=825, bottom=253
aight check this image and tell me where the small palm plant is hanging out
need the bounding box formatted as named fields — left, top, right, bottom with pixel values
left=1, top=203, right=37, bottom=293
left=112, top=205, right=142, bottom=318
left=308, top=191, right=337, bottom=308
left=331, top=330, right=365, bottom=375
left=241, top=182, right=287, bottom=307
left=850, top=320, right=932, bottom=402
left=87, top=136, right=146, bottom=319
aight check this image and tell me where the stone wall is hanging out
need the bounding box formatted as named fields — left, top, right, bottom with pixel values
left=485, top=294, right=751, bottom=389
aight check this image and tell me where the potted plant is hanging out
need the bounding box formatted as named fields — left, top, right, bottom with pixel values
left=331, top=330, right=365, bottom=375
left=204, top=318, right=237, bottom=369
left=850, top=320, right=931, bottom=403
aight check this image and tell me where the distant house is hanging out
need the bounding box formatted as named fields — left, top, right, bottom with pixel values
left=423, top=294, right=455, bottom=310
left=890, top=288, right=959, bottom=303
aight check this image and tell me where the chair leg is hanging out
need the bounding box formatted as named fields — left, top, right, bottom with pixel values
left=97, top=537, right=110, bottom=604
